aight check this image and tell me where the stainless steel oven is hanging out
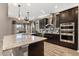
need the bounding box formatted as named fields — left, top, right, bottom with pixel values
left=60, top=22, right=75, bottom=43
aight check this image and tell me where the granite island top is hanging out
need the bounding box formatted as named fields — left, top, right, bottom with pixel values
left=3, top=34, right=47, bottom=51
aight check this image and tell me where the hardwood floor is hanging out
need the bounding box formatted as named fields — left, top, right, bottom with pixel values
left=44, top=41, right=79, bottom=56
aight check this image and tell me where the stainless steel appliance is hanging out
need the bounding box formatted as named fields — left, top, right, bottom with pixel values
left=60, top=22, right=75, bottom=43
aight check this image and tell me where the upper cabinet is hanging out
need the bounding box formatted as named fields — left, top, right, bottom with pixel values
left=74, top=7, right=78, bottom=21
left=59, top=8, right=74, bottom=23
left=8, top=3, right=18, bottom=18
left=59, top=6, right=78, bottom=24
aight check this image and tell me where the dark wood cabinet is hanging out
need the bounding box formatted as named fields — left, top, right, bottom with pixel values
left=59, top=8, right=74, bottom=24
left=58, top=6, right=78, bottom=50
left=44, top=33, right=78, bottom=50
left=44, top=33, right=60, bottom=42
left=28, top=40, right=44, bottom=56
left=74, top=7, right=78, bottom=49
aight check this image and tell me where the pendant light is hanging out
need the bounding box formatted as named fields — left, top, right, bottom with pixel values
left=24, top=11, right=30, bottom=22
left=18, top=4, right=21, bottom=20
left=27, top=11, right=30, bottom=20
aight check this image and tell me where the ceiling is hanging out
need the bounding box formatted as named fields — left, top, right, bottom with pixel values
left=8, top=3, right=78, bottom=20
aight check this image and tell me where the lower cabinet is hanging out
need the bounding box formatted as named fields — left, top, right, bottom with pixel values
left=28, top=40, right=44, bottom=56
left=32, top=33, right=77, bottom=50
left=44, top=33, right=77, bottom=50
left=44, top=33, right=60, bottom=42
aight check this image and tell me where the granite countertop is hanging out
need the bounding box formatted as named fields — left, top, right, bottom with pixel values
left=3, top=34, right=47, bottom=51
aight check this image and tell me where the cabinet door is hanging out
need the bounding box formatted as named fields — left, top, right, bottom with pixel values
left=74, top=7, right=78, bottom=22
left=74, top=7, right=78, bottom=45
left=59, top=9, right=74, bottom=24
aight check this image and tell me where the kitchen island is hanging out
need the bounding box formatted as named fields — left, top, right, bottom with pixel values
left=2, top=34, right=47, bottom=56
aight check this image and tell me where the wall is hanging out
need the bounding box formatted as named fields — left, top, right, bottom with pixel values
left=0, top=3, right=12, bottom=40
